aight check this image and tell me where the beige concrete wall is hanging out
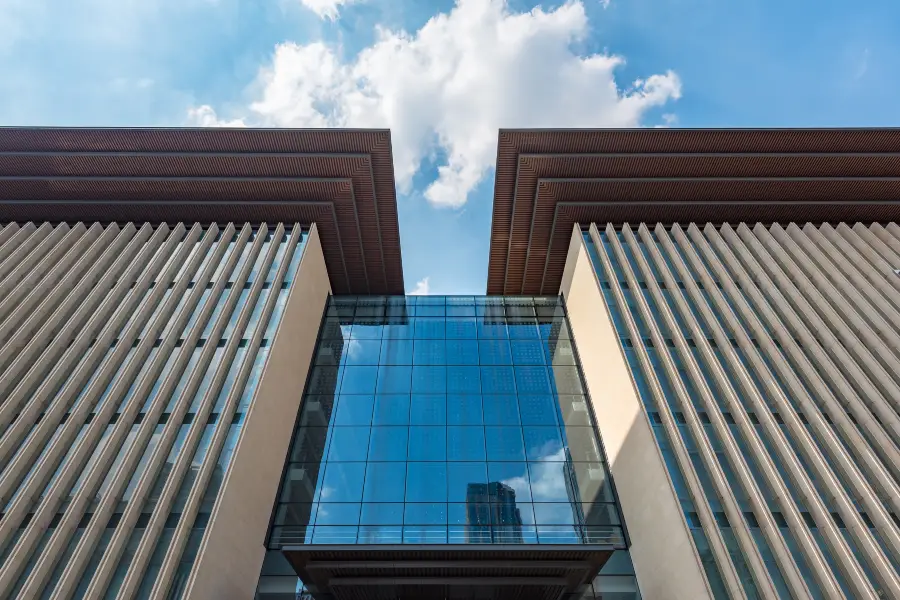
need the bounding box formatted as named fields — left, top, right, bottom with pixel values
left=559, top=224, right=711, bottom=600
left=186, top=224, right=331, bottom=600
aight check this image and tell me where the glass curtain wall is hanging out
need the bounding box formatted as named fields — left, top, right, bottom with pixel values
left=257, top=295, right=639, bottom=599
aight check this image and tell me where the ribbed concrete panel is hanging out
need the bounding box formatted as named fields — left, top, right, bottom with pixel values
left=580, top=221, right=900, bottom=600
left=585, top=224, right=747, bottom=600
left=0, top=221, right=308, bottom=600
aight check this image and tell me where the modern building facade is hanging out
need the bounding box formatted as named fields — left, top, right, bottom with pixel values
left=1, top=126, right=900, bottom=600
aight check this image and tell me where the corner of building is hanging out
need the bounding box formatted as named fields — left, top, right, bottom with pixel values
left=185, top=223, right=331, bottom=600
left=558, top=223, right=712, bottom=600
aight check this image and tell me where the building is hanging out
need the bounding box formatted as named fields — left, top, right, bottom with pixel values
left=0, top=126, right=899, bottom=600
left=465, top=482, right=525, bottom=544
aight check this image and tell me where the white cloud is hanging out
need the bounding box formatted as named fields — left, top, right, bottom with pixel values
left=410, top=276, right=430, bottom=295
left=186, top=105, right=247, bottom=127
left=655, top=112, right=678, bottom=128
left=346, top=338, right=362, bottom=359
left=299, top=0, right=360, bottom=21
left=193, top=0, right=681, bottom=208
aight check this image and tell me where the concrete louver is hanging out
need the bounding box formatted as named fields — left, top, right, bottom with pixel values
left=0, top=221, right=305, bottom=599
left=583, top=221, right=900, bottom=600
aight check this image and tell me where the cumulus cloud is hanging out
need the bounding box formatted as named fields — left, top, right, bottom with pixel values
left=410, top=277, right=431, bottom=295
left=186, top=105, right=247, bottom=127
left=299, top=0, right=361, bottom=21
left=193, top=0, right=681, bottom=207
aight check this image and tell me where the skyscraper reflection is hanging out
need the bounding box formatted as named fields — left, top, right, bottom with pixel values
left=563, top=448, right=588, bottom=543
left=465, top=482, right=524, bottom=544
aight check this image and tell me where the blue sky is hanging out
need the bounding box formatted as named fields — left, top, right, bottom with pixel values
left=2, top=0, right=899, bottom=295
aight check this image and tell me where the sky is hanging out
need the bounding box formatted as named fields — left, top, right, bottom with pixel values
left=2, top=0, right=899, bottom=295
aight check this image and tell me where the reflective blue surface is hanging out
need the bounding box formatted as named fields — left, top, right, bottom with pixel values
left=268, top=296, right=626, bottom=547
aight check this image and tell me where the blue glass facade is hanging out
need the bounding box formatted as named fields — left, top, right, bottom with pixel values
left=256, top=295, right=640, bottom=599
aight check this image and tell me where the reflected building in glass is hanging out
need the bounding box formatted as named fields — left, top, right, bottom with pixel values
left=466, top=482, right=525, bottom=544
left=5, top=126, right=897, bottom=600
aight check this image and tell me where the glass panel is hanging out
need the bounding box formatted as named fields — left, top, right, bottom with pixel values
left=510, top=340, right=546, bottom=365
left=546, top=337, right=577, bottom=366
left=342, top=339, right=382, bottom=365
left=326, top=427, right=370, bottom=462
left=445, top=317, right=477, bottom=339
left=312, top=526, right=357, bottom=544
left=413, top=339, right=446, bottom=365
left=447, top=426, right=486, bottom=461
left=507, top=319, right=539, bottom=339
left=372, top=394, right=410, bottom=425
left=445, top=339, right=479, bottom=364
left=447, top=366, right=482, bottom=393
left=376, top=365, right=412, bottom=394
left=549, top=366, right=585, bottom=395
left=484, top=427, right=525, bottom=461
left=564, top=427, right=604, bottom=462
left=557, top=395, right=593, bottom=427
left=447, top=462, right=489, bottom=502
left=350, top=324, right=382, bottom=340
left=411, top=366, right=447, bottom=394
left=290, top=428, right=329, bottom=463
left=523, top=427, right=565, bottom=461
left=408, top=426, right=447, bottom=461
left=406, top=463, right=448, bottom=502
left=319, top=463, right=366, bottom=502
left=264, top=295, right=627, bottom=559
left=447, top=394, right=483, bottom=425
left=478, top=339, right=511, bottom=365
left=274, top=503, right=316, bottom=527
left=380, top=339, right=413, bottom=364
left=360, top=503, right=404, bottom=525
left=363, top=462, right=407, bottom=502
left=307, top=367, right=341, bottom=395
left=480, top=367, right=516, bottom=394
left=367, top=427, right=409, bottom=461
left=487, top=463, right=532, bottom=502
left=404, top=503, right=448, bottom=525
left=482, top=394, right=520, bottom=425
left=409, top=394, right=446, bottom=425
left=298, top=396, right=336, bottom=428
left=569, top=462, right=616, bottom=504
left=313, top=503, right=361, bottom=526
left=340, top=366, right=378, bottom=395
left=519, top=395, right=559, bottom=426
left=333, top=395, right=375, bottom=426
left=515, top=366, right=551, bottom=394
left=414, top=318, right=445, bottom=339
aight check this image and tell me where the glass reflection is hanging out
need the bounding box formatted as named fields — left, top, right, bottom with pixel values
left=408, top=426, right=446, bottom=461
left=409, top=394, right=445, bottom=425
left=367, top=426, right=408, bottom=461
left=447, top=427, right=486, bottom=461
left=363, top=463, right=406, bottom=502
left=271, top=296, right=627, bottom=549
left=406, top=463, right=447, bottom=502
left=447, top=394, right=483, bottom=425
left=333, top=395, right=375, bottom=426
left=372, top=394, right=410, bottom=425
left=447, top=462, right=488, bottom=502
